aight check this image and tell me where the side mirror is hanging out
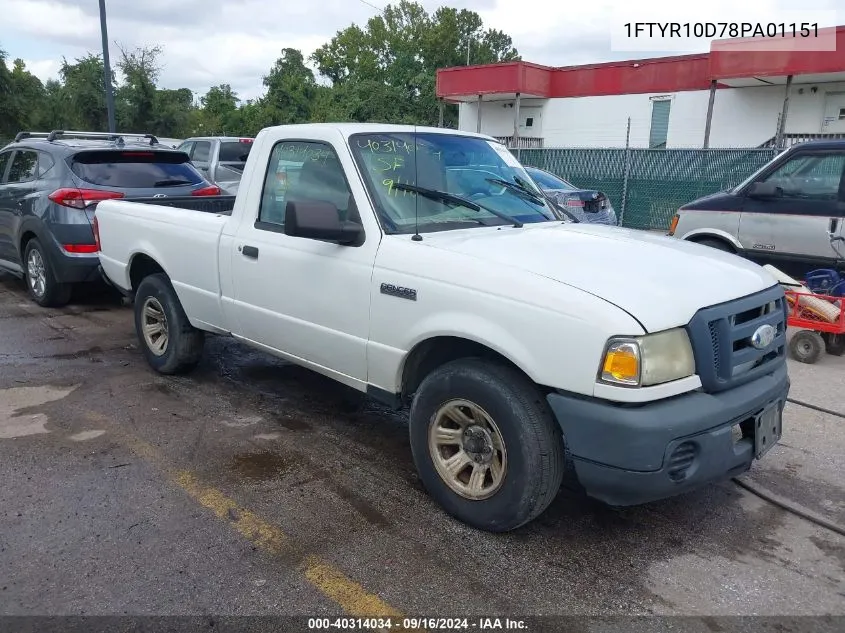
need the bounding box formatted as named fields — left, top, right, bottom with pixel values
left=747, top=181, right=783, bottom=199
left=284, top=200, right=363, bottom=245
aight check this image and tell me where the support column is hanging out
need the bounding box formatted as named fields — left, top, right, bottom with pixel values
left=476, top=94, right=483, bottom=133
left=512, top=92, right=521, bottom=148
left=703, top=80, right=716, bottom=149
left=775, top=75, right=793, bottom=148
left=438, top=99, right=444, bottom=128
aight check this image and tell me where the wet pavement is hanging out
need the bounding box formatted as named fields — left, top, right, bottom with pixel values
left=1, top=271, right=844, bottom=618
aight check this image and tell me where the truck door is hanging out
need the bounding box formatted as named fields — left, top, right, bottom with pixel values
left=228, top=138, right=378, bottom=385
left=737, top=148, right=845, bottom=277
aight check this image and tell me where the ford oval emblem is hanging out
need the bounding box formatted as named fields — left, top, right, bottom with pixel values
left=750, top=324, right=776, bottom=349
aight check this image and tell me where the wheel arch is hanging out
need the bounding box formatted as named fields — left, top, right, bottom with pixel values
left=680, top=228, right=742, bottom=252
left=399, top=335, right=546, bottom=404
left=128, top=252, right=168, bottom=293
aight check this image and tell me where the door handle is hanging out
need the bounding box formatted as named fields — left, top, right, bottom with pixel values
left=241, top=245, right=259, bottom=259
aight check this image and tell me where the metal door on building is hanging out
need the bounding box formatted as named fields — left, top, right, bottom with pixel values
left=821, top=92, right=845, bottom=134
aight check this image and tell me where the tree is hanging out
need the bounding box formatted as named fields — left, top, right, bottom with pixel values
left=116, top=45, right=162, bottom=131
left=311, top=1, right=519, bottom=126
left=0, top=51, right=47, bottom=138
left=59, top=53, right=114, bottom=131
left=262, top=48, right=319, bottom=124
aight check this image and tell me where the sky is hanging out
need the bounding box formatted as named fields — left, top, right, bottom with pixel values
left=0, top=0, right=841, bottom=102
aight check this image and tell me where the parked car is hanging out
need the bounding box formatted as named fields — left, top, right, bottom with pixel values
left=95, top=123, right=789, bottom=533
left=0, top=130, right=221, bottom=307
left=668, top=140, right=845, bottom=280
left=524, top=165, right=618, bottom=225
left=176, top=136, right=254, bottom=195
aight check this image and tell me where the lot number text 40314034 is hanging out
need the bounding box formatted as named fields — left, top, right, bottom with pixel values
left=623, top=22, right=819, bottom=38
left=307, top=617, right=528, bottom=630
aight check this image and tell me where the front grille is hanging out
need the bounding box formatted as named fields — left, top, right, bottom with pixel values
left=667, top=442, right=697, bottom=482
left=687, top=285, right=787, bottom=393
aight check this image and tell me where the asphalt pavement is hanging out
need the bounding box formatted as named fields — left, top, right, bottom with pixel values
left=1, top=271, right=844, bottom=622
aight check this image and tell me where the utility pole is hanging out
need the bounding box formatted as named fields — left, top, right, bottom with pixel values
left=99, top=0, right=116, bottom=133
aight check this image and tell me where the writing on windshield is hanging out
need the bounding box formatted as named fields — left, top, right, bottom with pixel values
left=349, top=132, right=555, bottom=234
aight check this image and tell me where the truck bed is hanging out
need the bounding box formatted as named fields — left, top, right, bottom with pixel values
left=127, top=195, right=236, bottom=215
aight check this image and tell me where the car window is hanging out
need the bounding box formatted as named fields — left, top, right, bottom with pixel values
left=192, top=141, right=211, bottom=163
left=38, top=152, right=55, bottom=177
left=219, top=140, right=252, bottom=163
left=0, top=151, right=11, bottom=183
left=177, top=141, right=194, bottom=156
left=258, top=140, right=354, bottom=228
left=69, top=150, right=205, bottom=189
left=527, top=167, right=575, bottom=191
left=8, top=150, right=39, bottom=183
left=762, top=152, right=845, bottom=200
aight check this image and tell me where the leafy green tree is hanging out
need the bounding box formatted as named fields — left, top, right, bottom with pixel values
left=311, top=1, right=519, bottom=126
left=59, top=53, right=115, bottom=131
left=116, top=45, right=161, bottom=131
left=262, top=48, right=318, bottom=124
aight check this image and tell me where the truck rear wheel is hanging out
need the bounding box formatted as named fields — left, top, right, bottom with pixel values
left=134, top=273, right=205, bottom=374
left=409, top=358, right=565, bottom=532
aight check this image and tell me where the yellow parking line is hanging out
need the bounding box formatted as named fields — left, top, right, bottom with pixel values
left=85, top=412, right=403, bottom=619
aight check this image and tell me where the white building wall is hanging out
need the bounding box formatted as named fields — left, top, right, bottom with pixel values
left=457, top=81, right=845, bottom=148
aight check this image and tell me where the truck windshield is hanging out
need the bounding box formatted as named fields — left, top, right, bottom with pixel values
left=349, top=132, right=559, bottom=234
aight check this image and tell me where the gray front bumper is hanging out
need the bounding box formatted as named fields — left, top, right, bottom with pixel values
left=546, top=364, right=789, bottom=506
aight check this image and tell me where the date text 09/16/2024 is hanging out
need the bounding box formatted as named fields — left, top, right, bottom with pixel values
left=307, top=617, right=528, bottom=630
left=623, top=22, right=819, bottom=38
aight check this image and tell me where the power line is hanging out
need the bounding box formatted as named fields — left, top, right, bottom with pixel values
left=357, top=0, right=382, bottom=11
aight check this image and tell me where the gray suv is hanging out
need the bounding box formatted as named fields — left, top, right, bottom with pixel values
left=0, top=130, right=220, bottom=307
left=669, top=140, right=845, bottom=280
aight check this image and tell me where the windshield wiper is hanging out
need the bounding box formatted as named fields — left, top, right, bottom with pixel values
left=486, top=177, right=544, bottom=204
left=154, top=179, right=194, bottom=187
left=392, top=183, right=523, bottom=228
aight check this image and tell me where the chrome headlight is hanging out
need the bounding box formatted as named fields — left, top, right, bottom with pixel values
left=599, top=328, right=695, bottom=387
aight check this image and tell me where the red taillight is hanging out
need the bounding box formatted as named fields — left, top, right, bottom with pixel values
left=62, top=244, right=98, bottom=254
left=49, top=188, right=124, bottom=209
left=192, top=185, right=222, bottom=196
left=239, top=138, right=253, bottom=144
left=92, top=216, right=101, bottom=251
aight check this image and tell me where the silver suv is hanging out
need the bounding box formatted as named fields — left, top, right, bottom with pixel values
left=668, top=140, right=845, bottom=280
left=177, top=136, right=254, bottom=195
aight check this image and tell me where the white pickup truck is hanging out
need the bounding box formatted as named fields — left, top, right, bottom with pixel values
left=95, top=123, right=790, bottom=532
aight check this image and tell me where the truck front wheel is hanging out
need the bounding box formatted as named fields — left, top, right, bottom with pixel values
left=134, top=273, right=205, bottom=374
left=409, top=358, right=565, bottom=532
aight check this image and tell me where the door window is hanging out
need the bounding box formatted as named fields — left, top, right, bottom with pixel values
left=762, top=152, right=845, bottom=201
left=7, top=151, right=39, bottom=183
left=0, top=151, right=11, bottom=183
left=257, top=141, right=354, bottom=228
left=192, top=141, right=211, bottom=163
left=177, top=141, right=195, bottom=157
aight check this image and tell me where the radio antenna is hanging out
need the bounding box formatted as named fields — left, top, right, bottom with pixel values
left=411, top=125, right=422, bottom=242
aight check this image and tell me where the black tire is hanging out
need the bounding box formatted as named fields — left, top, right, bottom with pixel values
left=409, top=358, right=565, bottom=532
left=821, top=332, right=845, bottom=356
left=134, top=273, right=204, bottom=374
left=694, top=238, right=733, bottom=253
left=789, top=330, right=824, bottom=364
left=23, top=238, right=73, bottom=307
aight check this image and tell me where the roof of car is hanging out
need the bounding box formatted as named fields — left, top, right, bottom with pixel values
left=4, top=137, right=186, bottom=155
left=782, top=139, right=845, bottom=151
left=256, top=122, right=497, bottom=141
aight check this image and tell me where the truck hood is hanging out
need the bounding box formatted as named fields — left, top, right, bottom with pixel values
left=419, top=222, right=778, bottom=332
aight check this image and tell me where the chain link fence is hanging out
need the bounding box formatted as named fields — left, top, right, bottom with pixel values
left=516, top=147, right=780, bottom=231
